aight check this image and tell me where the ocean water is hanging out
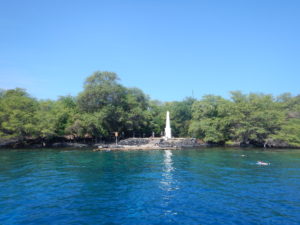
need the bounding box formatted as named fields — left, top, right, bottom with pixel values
left=0, top=148, right=300, bottom=225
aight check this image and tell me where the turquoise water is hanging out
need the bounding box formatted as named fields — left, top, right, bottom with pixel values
left=0, top=148, right=300, bottom=225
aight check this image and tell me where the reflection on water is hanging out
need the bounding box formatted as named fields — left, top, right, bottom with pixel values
left=160, top=150, right=175, bottom=190
left=164, top=150, right=173, bottom=172
left=160, top=150, right=179, bottom=217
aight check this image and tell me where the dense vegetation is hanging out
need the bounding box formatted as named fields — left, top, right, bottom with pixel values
left=1, top=71, right=300, bottom=147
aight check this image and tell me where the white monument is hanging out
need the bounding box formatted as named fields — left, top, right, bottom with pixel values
left=164, top=111, right=172, bottom=139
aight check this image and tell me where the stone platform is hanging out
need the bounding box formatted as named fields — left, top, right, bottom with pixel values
left=94, top=137, right=202, bottom=151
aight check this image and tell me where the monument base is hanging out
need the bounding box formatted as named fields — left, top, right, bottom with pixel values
left=94, top=137, right=202, bottom=151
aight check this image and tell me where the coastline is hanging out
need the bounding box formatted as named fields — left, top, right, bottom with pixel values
left=94, top=138, right=202, bottom=151
left=94, top=137, right=300, bottom=151
left=1, top=137, right=300, bottom=150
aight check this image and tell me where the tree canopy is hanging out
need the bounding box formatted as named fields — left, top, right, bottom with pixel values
left=1, top=71, right=300, bottom=147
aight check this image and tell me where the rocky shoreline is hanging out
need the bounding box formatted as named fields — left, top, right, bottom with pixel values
left=0, top=137, right=92, bottom=149
left=1, top=137, right=299, bottom=150
left=94, top=138, right=211, bottom=151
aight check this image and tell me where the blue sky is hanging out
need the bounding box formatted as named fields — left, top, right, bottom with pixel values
left=0, top=0, right=299, bottom=101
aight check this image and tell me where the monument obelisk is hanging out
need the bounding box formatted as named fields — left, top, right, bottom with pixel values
left=165, top=111, right=172, bottom=139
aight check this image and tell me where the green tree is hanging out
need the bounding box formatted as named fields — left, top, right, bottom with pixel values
left=76, top=71, right=152, bottom=139
left=123, top=88, right=151, bottom=137
left=77, top=71, right=126, bottom=113
left=166, top=97, right=196, bottom=137
left=270, top=94, right=300, bottom=147
left=270, top=119, right=300, bottom=147
left=0, top=88, right=39, bottom=140
left=189, top=95, right=232, bottom=143
left=229, top=92, right=284, bottom=146
left=36, top=96, right=78, bottom=139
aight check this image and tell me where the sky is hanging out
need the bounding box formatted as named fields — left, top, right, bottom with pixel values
left=0, top=0, right=299, bottom=101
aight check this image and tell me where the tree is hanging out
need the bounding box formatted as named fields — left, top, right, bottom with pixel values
left=123, top=88, right=151, bottom=137
left=77, top=71, right=126, bottom=113
left=166, top=97, right=195, bottom=137
left=271, top=94, right=300, bottom=147
left=147, top=100, right=166, bottom=137
left=189, top=95, right=232, bottom=143
left=0, top=88, right=39, bottom=140
left=270, top=119, right=300, bottom=147
left=36, top=96, right=78, bottom=139
left=229, top=92, right=284, bottom=146
left=76, top=71, right=153, bottom=139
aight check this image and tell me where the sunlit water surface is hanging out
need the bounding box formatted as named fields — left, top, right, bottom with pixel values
left=0, top=148, right=300, bottom=225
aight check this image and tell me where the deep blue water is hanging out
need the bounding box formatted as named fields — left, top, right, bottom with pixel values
left=0, top=148, right=300, bottom=225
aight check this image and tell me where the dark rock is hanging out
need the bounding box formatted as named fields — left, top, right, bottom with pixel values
left=51, top=142, right=89, bottom=148
left=158, top=138, right=201, bottom=148
left=0, top=138, right=20, bottom=148
left=118, top=138, right=150, bottom=146
left=264, top=139, right=292, bottom=148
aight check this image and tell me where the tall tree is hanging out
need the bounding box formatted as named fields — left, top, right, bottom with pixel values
left=167, top=97, right=196, bottom=137
left=77, top=71, right=126, bottom=113
left=37, top=96, right=78, bottom=139
left=0, top=88, right=39, bottom=140
left=229, top=92, right=284, bottom=146
left=189, top=95, right=232, bottom=144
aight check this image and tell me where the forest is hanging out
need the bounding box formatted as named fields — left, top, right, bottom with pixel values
left=1, top=71, right=300, bottom=147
